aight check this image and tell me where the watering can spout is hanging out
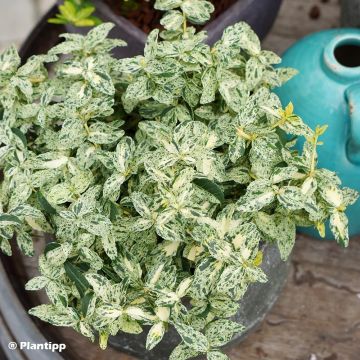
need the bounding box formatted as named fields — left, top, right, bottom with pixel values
left=345, top=84, right=360, bottom=164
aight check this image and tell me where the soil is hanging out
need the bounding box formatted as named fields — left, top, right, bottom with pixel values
left=104, top=0, right=238, bottom=33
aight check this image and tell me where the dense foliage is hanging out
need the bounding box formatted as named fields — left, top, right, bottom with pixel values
left=0, top=1, right=358, bottom=359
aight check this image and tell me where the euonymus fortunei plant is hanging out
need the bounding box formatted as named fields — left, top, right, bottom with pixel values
left=0, top=1, right=358, bottom=359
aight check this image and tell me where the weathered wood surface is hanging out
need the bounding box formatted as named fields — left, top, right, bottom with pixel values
left=263, top=0, right=340, bottom=54
left=227, top=235, right=360, bottom=360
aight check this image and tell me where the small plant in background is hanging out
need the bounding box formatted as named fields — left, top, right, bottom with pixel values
left=49, top=0, right=145, bottom=27
left=0, top=1, right=358, bottom=359
left=49, top=0, right=102, bottom=26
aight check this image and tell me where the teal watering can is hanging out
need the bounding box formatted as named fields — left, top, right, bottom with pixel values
left=275, top=28, right=360, bottom=240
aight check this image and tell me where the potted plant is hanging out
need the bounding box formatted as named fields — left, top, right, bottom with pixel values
left=0, top=2, right=357, bottom=360
left=50, top=0, right=283, bottom=58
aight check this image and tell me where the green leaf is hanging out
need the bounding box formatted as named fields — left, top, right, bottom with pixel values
left=36, top=191, right=57, bottom=215
left=146, top=322, right=166, bottom=350
left=160, top=10, right=184, bottom=31
left=125, top=306, right=155, bottom=321
left=191, top=258, right=220, bottom=299
left=276, top=67, right=298, bottom=84
left=25, top=276, right=49, bottom=291
left=175, top=323, right=209, bottom=352
left=77, top=6, right=96, bottom=21
left=169, top=343, right=200, bottom=360
left=103, top=174, right=125, bottom=201
left=16, top=230, right=34, bottom=256
left=258, top=50, right=281, bottom=65
left=123, top=76, right=152, bottom=113
left=86, top=23, right=114, bottom=47
left=117, top=315, right=143, bottom=334
left=86, top=69, right=115, bottom=96
left=207, top=351, right=229, bottom=360
left=245, top=57, right=264, bottom=89
left=29, top=304, right=78, bottom=327
left=11, top=204, right=44, bottom=219
left=228, top=138, right=247, bottom=163
left=11, top=128, right=27, bottom=148
left=205, top=319, right=244, bottom=347
left=80, top=247, right=103, bottom=270
left=181, top=0, right=215, bottom=25
left=102, top=234, right=118, bottom=260
left=219, top=79, right=249, bottom=113
left=224, top=22, right=261, bottom=55
left=154, top=0, right=183, bottom=11
left=216, top=265, right=245, bottom=298
left=277, top=186, right=305, bottom=211
left=80, top=214, right=112, bottom=237
left=255, top=212, right=296, bottom=260
left=330, top=210, right=349, bottom=247
left=272, top=166, right=298, bottom=184
left=44, top=242, right=61, bottom=256
left=87, top=122, right=124, bottom=145
left=46, top=183, right=73, bottom=205
left=64, top=261, right=91, bottom=298
left=0, top=45, right=20, bottom=74
left=81, top=292, right=94, bottom=317
left=320, top=185, right=344, bottom=208
left=46, top=242, right=72, bottom=266
left=193, top=178, right=224, bottom=204
left=113, top=249, right=142, bottom=283
left=237, top=180, right=275, bottom=212
left=0, top=146, right=11, bottom=162
left=0, top=214, right=22, bottom=226
left=201, top=67, right=217, bottom=104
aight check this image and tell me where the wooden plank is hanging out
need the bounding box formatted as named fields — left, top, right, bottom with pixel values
left=263, top=0, right=340, bottom=54
left=226, top=235, right=360, bottom=360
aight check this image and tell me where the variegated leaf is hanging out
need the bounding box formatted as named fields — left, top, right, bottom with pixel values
left=205, top=319, right=244, bottom=347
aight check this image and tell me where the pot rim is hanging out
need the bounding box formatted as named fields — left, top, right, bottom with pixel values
left=323, top=30, right=360, bottom=79
left=57, top=0, right=282, bottom=45
left=0, top=258, right=63, bottom=360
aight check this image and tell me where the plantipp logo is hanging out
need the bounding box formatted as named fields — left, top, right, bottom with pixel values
left=8, top=342, right=66, bottom=353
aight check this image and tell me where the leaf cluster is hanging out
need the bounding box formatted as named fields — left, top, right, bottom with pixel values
left=0, top=2, right=358, bottom=359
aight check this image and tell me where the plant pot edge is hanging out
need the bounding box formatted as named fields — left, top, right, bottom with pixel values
left=107, top=243, right=290, bottom=360
left=57, top=0, right=283, bottom=57
left=0, top=3, right=287, bottom=359
left=0, top=259, right=63, bottom=360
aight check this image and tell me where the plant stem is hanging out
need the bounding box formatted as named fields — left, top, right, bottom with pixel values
left=183, top=12, right=187, bottom=34
left=309, top=134, right=318, bottom=176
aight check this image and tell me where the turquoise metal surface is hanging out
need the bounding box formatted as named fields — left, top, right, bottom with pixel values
left=275, top=28, right=360, bottom=239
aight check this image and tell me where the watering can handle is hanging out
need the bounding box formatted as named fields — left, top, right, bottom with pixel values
left=345, top=84, right=360, bottom=164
